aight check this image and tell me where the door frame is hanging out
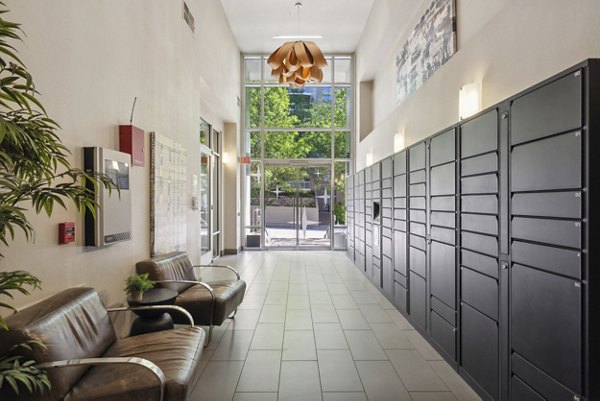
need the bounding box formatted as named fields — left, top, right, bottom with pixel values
left=199, top=145, right=213, bottom=265
left=262, top=160, right=333, bottom=250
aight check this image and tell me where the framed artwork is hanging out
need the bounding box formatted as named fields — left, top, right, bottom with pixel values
left=396, top=0, right=457, bottom=102
left=150, top=132, right=187, bottom=256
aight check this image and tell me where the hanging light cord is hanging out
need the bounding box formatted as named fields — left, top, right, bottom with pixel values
left=295, top=1, right=302, bottom=41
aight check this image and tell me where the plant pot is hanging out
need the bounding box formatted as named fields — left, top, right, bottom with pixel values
left=131, top=291, right=143, bottom=302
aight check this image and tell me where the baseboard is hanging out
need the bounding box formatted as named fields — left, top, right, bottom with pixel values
left=223, top=248, right=241, bottom=255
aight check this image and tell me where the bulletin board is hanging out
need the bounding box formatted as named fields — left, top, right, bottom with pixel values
left=150, top=132, right=187, bottom=256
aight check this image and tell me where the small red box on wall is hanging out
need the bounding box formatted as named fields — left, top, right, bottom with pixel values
left=119, top=125, right=145, bottom=166
left=59, top=222, right=75, bottom=244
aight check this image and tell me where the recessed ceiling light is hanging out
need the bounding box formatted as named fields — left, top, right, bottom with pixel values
left=273, top=35, right=322, bottom=40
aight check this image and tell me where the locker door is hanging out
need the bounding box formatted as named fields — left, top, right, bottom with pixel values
left=408, top=141, right=428, bottom=331
left=459, top=109, right=501, bottom=399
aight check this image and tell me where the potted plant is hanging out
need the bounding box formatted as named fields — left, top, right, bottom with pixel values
left=0, top=3, right=116, bottom=397
left=124, top=273, right=154, bottom=302
left=0, top=271, right=50, bottom=395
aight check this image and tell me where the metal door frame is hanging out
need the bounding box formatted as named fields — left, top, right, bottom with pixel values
left=262, top=160, right=333, bottom=250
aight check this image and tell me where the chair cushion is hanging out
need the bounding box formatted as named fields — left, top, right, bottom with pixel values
left=174, top=280, right=246, bottom=325
left=136, top=252, right=197, bottom=294
left=64, top=327, right=206, bottom=401
left=0, top=287, right=117, bottom=401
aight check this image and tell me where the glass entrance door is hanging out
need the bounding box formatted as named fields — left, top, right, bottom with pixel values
left=264, top=164, right=331, bottom=248
left=199, top=149, right=211, bottom=263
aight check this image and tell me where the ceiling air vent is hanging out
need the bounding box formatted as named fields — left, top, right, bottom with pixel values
left=183, top=2, right=195, bottom=33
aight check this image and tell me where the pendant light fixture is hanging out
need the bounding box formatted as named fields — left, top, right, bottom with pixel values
left=267, top=1, right=327, bottom=88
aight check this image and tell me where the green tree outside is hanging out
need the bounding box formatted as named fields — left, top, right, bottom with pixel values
left=246, top=84, right=351, bottom=230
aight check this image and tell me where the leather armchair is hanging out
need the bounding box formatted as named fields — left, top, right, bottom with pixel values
left=0, top=287, right=205, bottom=401
left=136, top=252, right=246, bottom=345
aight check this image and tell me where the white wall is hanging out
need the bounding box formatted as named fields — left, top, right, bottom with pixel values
left=356, top=0, right=600, bottom=170
left=0, top=0, right=241, bottom=312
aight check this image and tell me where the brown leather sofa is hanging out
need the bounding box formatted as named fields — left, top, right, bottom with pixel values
left=136, top=252, right=246, bottom=344
left=0, top=287, right=205, bottom=401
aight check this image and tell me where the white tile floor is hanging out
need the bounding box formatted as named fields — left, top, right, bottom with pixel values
left=194, top=251, right=481, bottom=401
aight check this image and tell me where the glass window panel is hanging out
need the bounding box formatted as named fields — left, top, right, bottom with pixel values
left=245, top=57, right=262, bottom=83
left=199, top=152, right=211, bottom=254
left=334, top=57, right=352, bottom=83
left=245, top=87, right=261, bottom=129
left=334, top=131, right=351, bottom=159
left=334, top=86, right=351, bottom=129
left=263, top=58, right=279, bottom=84
left=244, top=131, right=261, bottom=159
left=263, top=131, right=332, bottom=159
left=213, top=155, right=220, bottom=232
left=245, top=161, right=262, bottom=248
left=321, top=57, right=332, bottom=83
left=200, top=119, right=210, bottom=147
left=264, top=86, right=332, bottom=129
left=212, top=130, right=220, bottom=153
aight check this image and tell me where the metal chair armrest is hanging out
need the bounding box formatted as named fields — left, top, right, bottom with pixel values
left=107, top=305, right=195, bottom=326
left=153, top=280, right=215, bottom=334
left=37, top=357, right=166, bottom=401
left=193, top=264, right=241, bottom=280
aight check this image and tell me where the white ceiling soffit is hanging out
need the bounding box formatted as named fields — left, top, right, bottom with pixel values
left=219, top=0, right=375, bottom=54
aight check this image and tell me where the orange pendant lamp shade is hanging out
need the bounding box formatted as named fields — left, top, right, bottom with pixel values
left=268, top=40, right=327, bottom=87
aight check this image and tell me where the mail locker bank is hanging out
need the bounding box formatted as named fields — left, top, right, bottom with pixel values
left=346, top=59, right=600, bottom=400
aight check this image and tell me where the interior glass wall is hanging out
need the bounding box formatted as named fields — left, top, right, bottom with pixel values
left=242, top=55, right=353, bottom=249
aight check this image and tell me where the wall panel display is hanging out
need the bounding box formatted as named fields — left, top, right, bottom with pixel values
left=151, top=133, right=187, bottom=256
left=345, top=60, right=600, bottom=401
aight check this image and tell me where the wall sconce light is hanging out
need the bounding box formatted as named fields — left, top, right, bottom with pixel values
left=394, top=133, right=405, bottom=153
left=222, top=152, right=230, bottom=164
left=459, top=81, right=482, bottom=120
left=366, top=152, right=373, bottom=166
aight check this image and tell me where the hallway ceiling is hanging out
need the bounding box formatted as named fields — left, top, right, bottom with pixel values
left=219, top=0, right=375, bottom=53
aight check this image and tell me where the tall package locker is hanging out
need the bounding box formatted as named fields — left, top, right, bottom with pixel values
left=408, top=141, right=428, bottom=332
left=346, top=175, right=355, bottom=261
left=393, top=151, right=409, bottom=313
left=507, top=63, right=598, bottom=401
left=459, top=109, right=501, bottom=399
left=344, top=59, right=600, bottom=401
left=381, top=157, right=395, bottom=300
left=429, top=128, right=458, bottom=363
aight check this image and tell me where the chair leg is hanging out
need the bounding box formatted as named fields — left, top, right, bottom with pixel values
left=204, top=325, right=214, bottom=347
left=228, top=308, right=238, bottom=319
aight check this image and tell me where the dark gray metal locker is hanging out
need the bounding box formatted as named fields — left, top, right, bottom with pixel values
left=461, top=303, right=499, bottom=400
left=459, top=107, right=501, bottom=400
left=511, top=264, right=581, bottom=393
left=344, top=60, right=600, bottom=401
left=409, top=273, right=427, bottom=330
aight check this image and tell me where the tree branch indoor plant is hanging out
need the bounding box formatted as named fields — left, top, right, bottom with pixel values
left=0, top=2, right=116, bottom=396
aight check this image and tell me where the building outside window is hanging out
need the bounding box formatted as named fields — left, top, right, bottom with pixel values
left=242, top=55, right=353, bottom=250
